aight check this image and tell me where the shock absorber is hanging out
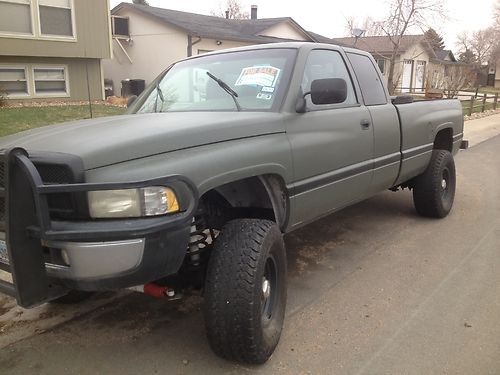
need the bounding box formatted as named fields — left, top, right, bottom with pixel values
left=188, top=213, right=214, bottom=266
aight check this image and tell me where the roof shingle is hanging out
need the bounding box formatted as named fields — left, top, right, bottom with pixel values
left=114, top=3, right=317, bottom=43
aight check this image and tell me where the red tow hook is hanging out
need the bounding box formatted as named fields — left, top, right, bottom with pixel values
left=129, top=283, right=176, bottom=299
left=144, top=283, right=175, bottom=298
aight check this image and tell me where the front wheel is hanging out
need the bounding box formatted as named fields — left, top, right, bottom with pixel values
left=204, top=219, right=287, bottom=364
left=413, top=149, right=456, bottom=218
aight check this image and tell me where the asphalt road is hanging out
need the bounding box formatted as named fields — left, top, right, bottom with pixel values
left=0, top=135, right=499, bottom=375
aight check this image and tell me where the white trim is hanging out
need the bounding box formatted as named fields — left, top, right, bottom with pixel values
left=0, top=64, right=31, bottom=98
left=107, top=0, right=113, bottom=59
left=32, top=64, right=70, bottom=98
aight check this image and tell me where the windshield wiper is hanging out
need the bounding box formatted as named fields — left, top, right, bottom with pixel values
left=154, top=81, right=165, bottom=112
left=206, top=71, right=241, bottom=111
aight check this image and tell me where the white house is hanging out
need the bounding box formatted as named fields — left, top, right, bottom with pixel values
left=103, top=3, right=320, bottom=94
left=332, top=35, right=437, bottom=93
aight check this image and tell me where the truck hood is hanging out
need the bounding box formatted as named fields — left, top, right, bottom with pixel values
left=0, top=112, right=285, bottom=169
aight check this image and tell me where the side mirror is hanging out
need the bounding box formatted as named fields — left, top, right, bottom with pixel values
left=310, top=78, right=347, bottom=105
left=127, top=95, right=138, bottom=108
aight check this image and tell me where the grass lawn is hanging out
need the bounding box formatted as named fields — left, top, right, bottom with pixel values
left=0, top=105, right=126, bottom=138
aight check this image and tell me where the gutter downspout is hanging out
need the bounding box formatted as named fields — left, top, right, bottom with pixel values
left=187, top=35, right=202, bottom=57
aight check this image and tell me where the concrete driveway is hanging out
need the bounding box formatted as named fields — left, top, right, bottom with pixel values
left=0, top=135, right=499, bottom=374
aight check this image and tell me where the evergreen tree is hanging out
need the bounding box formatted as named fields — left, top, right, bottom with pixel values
left=458, top=49, right=476, bottom=65
left=424, top=28, right=445, bottom=51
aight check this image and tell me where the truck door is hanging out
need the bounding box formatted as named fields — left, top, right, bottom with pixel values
left=346, top=52, right=401, bottom=194
left=286, top=49, right=374, bottom=227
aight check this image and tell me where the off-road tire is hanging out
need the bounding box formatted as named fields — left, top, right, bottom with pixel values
left=204, top=219, right=287, bottom=364
left=413, top=149, right=456, bottom=218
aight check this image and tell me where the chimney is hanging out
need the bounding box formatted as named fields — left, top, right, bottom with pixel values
left=225, top=10, right=229, bottom=19
left=251, top=5, right=257, bottom=20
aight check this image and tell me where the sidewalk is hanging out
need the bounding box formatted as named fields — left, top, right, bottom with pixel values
left=464, top=113, right=500, bottom=147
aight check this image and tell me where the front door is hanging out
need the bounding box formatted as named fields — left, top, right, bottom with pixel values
left=286, top=49, right=373, bottom=227
left=402, top=59, right=413, bottom=92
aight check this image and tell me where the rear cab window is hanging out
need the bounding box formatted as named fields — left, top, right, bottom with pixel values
left=346, top=53, right=388, bottom=106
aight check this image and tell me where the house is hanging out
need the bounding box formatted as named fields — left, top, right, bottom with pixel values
left=427, top=50, right=474, bottom=93
left=104, top=3, right=320, bottom=93
left=0, top=0, right=112, bottom=101
left=332, top=35, right=437, bottom=93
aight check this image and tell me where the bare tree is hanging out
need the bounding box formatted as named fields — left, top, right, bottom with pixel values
left=495, top=0, right=500, bottom=29
left=345, top=16, right=377, bottom=37
left=428, top=64, right=475, bottom=98
left=368, top=0, right=445, bottom=94
left=211, top=0, right=249, bottom=19
left=456, top=28, right=497, bottom=68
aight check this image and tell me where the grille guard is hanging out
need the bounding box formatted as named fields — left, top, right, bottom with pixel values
left=0, top=147, right=199, bottom=308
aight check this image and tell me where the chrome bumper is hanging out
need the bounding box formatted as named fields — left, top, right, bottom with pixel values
left=45, top=238, right=145, bottom=280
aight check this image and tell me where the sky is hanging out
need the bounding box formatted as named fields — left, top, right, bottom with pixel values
left=110, top=0, right=497, bottom=54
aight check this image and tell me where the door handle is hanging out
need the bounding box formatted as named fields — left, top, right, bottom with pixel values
left=360, top=119, right=371, bottom=129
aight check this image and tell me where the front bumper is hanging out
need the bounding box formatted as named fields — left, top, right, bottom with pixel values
left=0, top=148, right=198, bottom=307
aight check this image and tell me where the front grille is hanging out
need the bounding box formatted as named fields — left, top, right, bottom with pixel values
left=0, top=155, right=83, bottom=227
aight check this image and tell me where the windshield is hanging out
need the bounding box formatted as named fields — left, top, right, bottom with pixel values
left=133, top=48, right=297, bottom=113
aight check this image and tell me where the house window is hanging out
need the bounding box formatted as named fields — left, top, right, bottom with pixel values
left=0, top=0, right=75, bottom=39
left=33, top=66, right=68, bottom=96
left=111, top=16, right=129, bottom=38
left=38, top=0, right=74, bottom=37
left=0, top=64, right=69, bottom=98
left=0, top=0, right=33, bottom=35
left=0, top=67, right=29, bottom=97
left=376, top=58, right=385, bottom=74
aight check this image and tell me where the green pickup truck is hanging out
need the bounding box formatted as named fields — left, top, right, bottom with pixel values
left=0, top=42, right=466, bottom=363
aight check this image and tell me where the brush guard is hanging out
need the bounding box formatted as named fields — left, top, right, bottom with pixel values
left=0, top=148, right=198, bottom=308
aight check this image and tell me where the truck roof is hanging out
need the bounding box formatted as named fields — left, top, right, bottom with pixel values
left=182, top=41, right=368, bottom=62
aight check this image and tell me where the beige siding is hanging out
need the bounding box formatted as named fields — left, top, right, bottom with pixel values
left=0, top=0, right=111, bottom=59
left=102, top=8, right=254, bottom=91
left=102, top=8, right=186, bottom=90
left=259, top=21, right=309, bottom=41
left=392, top=43, right=431, bottom=91
left=0, top=56, right=103, bottom=100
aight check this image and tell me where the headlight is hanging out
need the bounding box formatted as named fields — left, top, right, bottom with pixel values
left=88, top=186, right=179, bottom=218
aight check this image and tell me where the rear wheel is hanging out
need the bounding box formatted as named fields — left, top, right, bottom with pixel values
left=413, top=149, right=456, bottom=218
left=204, top=219, right=287, bottom=364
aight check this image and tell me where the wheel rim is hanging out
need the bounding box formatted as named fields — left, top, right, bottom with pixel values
left=261, top=255, right=278, bottom=324
left=441, top=167, right=450, bottom=201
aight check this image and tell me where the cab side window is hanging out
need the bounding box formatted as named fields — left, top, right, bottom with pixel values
left=346, top=52, right=388, bottom=106
left=301, top=49, right=357, bottom=109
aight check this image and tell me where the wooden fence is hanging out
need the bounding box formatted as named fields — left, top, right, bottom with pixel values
left=457, top=92, right=498, bottom=116
left=397, top=88, right=499, bottom=116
